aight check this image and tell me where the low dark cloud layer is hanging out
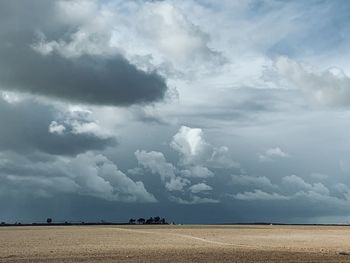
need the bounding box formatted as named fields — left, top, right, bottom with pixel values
left=0, top=47, right=167, bottom=106
left=0, top=97, right=116, bottom=155
left=0, top=0, right=168, bottom=106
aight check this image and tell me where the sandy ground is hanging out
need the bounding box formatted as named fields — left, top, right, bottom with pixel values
left=1, top=225, right=350, bottom=262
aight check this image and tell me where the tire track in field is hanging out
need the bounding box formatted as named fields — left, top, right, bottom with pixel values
left=171, top=233, right=233, bottom=246
left=113, top=227, right=254, bottom=248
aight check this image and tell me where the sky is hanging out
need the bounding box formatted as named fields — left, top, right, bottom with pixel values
left=1, top=0, right=350, bottom=224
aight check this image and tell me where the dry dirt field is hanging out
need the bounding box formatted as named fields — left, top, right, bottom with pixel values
left=1, top=225, right=350, bottom=262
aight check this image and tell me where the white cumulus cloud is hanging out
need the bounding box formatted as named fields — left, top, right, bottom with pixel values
left=259, top=147, right=289, bottom=162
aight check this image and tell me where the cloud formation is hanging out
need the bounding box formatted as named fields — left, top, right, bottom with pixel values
left=274, top=56, right=350, bottom=108
left=259, top=147, right=289, bottom=162
left=171, top=126, right=239, bottom=168
left=0, top=152, right=156, bottom=203
left=189, top=183, right=213, bottom=194
left=232, top=174, right=350, bottom=210
left=0, top=0, right=168, bottom=106
left=0, top=96, right=116, bottom=155
left=134, top=126, right=239, bottom=204
left=135, top=150, right=190, bottom=192
left=2, top=0, right=350, bottom=224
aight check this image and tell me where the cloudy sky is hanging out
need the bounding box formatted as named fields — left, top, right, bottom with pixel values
left=2, top=0, right=350, bottom=224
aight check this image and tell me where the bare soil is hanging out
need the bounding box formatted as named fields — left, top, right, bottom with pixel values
left=1, top=225, right=350, bottom=262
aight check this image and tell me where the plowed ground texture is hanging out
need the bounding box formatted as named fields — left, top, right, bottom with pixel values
left=2, top=225, right=350, bottom=262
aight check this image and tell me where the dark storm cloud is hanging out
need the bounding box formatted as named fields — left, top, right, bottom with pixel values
left=0, top=0, right=168, bottom=106
left=0, top=47, right=168, bottom=106
left=0, top=97, right=116, bottom=155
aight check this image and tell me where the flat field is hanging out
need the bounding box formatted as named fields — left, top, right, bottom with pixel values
left=1, top=225, right=350, bottom=262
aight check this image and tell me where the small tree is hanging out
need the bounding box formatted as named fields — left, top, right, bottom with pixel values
left=137, top=218, right=145, bottom=224
left=154, top=216, right=160, bottom=224
left=145, top=217, right=154, bottom=224
left=129, top=218, right=136, bottom=224
left=46, top=218, right=52, bottom=224
left=160, top=218, right=166, bottom=224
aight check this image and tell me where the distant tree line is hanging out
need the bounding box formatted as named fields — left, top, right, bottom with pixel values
left=0, top=216, right=170, bottom=226
left=129, top=216, right=168, bottom=224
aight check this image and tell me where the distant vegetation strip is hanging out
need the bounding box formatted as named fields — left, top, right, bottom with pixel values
left=2, top=217, right=350, bottom=227
left=0, top=216, right=170, bottom=226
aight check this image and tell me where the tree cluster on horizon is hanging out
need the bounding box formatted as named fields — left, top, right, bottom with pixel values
left=129, top=216, right=167, bottom=225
